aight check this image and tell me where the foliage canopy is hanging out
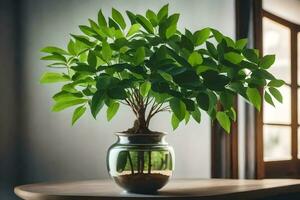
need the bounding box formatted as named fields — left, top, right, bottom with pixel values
left=40, top=4, right=284, bottom=133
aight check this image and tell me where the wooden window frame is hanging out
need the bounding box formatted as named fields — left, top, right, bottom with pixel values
left=255, top=5, right=300, bottom=178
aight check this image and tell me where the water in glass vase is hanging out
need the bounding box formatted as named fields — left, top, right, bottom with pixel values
left=107, top=132, right=174, bottom=194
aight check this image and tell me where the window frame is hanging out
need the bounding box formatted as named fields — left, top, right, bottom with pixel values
left=256, top=8, right=300, bottom=178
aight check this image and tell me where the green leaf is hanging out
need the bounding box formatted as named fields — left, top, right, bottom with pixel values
left=136, top=14, right=154, bottom=34
left=246, top=88, right=261, bottom=111
left=79, top=25, right=95, bottom=36
left=158, top=70, right=173, bottom=82
left=243, top=49, right=259, bottom=63
left=89, top=19, right=101, bottom=32
left=185, top=112, right=190, bottom=124
left=227, top=107, right=237, bottom=121
left=107, top=102, right=120, bottom=121
left=194, top=28, right=211, bottom=46
left=166, top=25, right=177, bottom=39
left=62, top=83, right=78, bottom=93
left=91, top=90, right=105, bottom=118
left=112, top=8, right=126, bottom=30
left=99, top=26, right=114, bottom=38
left=40, top=72, right=69, bottom=84
left=235, top=38, right=248, bottom=49
left=173, top=70, right=200, bottom=87
left=220, top=92, right=234, bottom=110
left=188, top=51, right=203, bottom=66
left=126, top=11, right=136, bottom=25
left=52, top=99, right=87, bottom=112
left=240, top=60, right=257, bottom=70
left=259, top=54, right=275, bottom=69
left=41, top=46, right=69, bottom=55
left=196, top=92, right=210, bottom=111
left=264, top=90, right=275, bottom=107
left=224, top=37, right=235, bottom=48
left=206, top=41, right=218, bottom=59
left=182, top=99, right=195, bottom=111
left=67, top=40, right=76, bottom=55
left=171, top=113, right=180, bottom=130
left=269, top=87, right=282, bottom=103
left=191, top=107, right=201, bottom=123
left=72, top=105, right=86, bottom=125
left=98, top=9, right=107, bottom=27
left=202, top=70, right=230, bottom=91
left=53, top=91, right=83, bottom=101
left=169, top=97, right=186, bottom=121
left=224, top=52, right=244, bottom=64
left=41, top=54, right=66, bottom=62
left=87, top=51, right=97, bottom=68
left=216, top=112, right=231, bottom=133
left=268, top=79, right=285, bottom=87
left=134, top=47, right=145, bottom=65
left=253, top=69, right=275, bottom=80
left=127, top=24, right=141, bottom=37
left=159, top=13, right=179, bottom=40
left=102, top=41, right=112, bottom=61
left=109, top=18, right=120, bottom=30
left=157, top=4, right=169, bottom=22
left=71, top=34, right=94, bottom=47
left=115, top=28, right=125, bottom=38
left=166, top=47, right=191, bottom=67
left=140, top=81, right=151, bottom=97
left=107, top=87, right=127, bottom=99
left=211, top=29, right=224, bottom=43
left=146, top=9, right=158, bottom=26
left=96, top=75, right=118, bottom=90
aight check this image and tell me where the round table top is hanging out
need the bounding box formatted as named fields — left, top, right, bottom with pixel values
left=15, top=179, right=300, bottom=200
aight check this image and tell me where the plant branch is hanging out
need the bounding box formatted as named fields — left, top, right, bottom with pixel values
left=146, top=103, right=170, bottom=127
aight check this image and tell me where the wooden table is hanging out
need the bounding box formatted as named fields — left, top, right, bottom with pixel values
left=15, top=179, right=300, bottom=200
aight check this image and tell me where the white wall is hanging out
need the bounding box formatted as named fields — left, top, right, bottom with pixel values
left=22, top=0, right=235, bottom=182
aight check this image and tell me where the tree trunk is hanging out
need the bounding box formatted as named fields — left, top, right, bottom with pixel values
left=125, top=107, right=152, bottom=134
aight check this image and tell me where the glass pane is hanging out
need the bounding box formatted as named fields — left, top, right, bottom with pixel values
left=263, top=17, right=291, bottom=83
left=263, top=125, right=291, bottom=161
left=263, top=0, right=300, bottom=25
left=263, top=85, right=291, bottom=124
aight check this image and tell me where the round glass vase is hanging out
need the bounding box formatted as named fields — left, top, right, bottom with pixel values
left=107, top=132, right=175, bottom=194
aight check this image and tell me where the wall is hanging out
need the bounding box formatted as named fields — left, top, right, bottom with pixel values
left=0, top=0, right=19, bottom=198
left=21, top=0, right=235, bottom=183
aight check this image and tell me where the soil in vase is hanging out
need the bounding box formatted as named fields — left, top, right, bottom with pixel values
left=114, top=173, right=170, bottom=194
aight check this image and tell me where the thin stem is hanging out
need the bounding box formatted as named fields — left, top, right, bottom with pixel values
left=127, top=151, right=134, bottom=175
left=148, top=151, right=152, bottom=174
left=146, top=103, right=169, bottom=127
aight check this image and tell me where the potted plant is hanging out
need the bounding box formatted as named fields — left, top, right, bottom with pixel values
left=40, top=4, right=284, bottom=194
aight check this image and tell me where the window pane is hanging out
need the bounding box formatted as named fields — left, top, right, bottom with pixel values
left=263, top=125, right=291, bottom=161
left=263, top=0, right=300, bottom=25
left=263, top=85, right=291, bottom=124
left=263, top=17, right=291, bottom=83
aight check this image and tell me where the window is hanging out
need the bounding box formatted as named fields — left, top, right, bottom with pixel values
left=258, top=10, right=300, bottom=178
left=262, top=17, right=292, bottom=161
